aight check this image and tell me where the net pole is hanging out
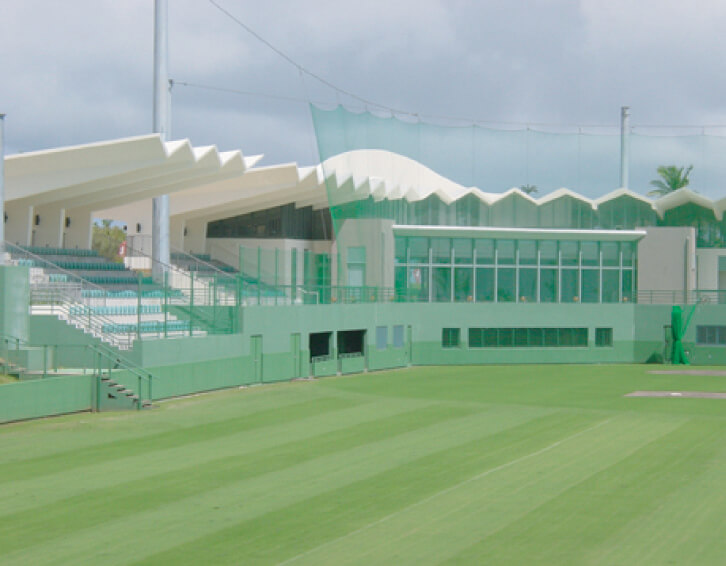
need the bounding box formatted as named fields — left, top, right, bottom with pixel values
left=152, top=0, right=170, bottom=282
left=620, top=106, right=630, bottom=189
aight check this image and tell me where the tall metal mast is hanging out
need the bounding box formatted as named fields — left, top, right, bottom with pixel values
left=152, top=0, right=170, bottom=280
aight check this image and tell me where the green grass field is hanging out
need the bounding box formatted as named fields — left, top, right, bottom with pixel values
left=2, top=364, right=726, bottom=565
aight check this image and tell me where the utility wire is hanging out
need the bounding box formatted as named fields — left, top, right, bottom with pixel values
left=173, top=80, right=321, bottom=106
left=205, top=1, right=726, bottom=132
left=173, top=80, right=726, bottom=133
left=173, top=79, right=608, bottom=128
left=207, top=0, right=410, bottom=115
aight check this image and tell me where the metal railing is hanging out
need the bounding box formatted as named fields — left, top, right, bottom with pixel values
left=6, top=242, right=139, bottom=348
left=125, top=240, right=237, bottom=307
left=1, top=334, right=154, bottom=408
left=5, top=241, right=231, bottom=344
left=338, top=352, right=364, bottom=359
left=637, top=290, right=726, bottom=305
left=88, top=342, right=154, bottom=408
left=32, top=287, right=138, bottom=349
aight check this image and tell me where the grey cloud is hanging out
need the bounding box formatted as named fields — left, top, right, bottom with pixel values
left=1, top=0, right=725, bottom=198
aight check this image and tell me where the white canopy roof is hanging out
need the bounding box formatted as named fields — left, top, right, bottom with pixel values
left=5, top=140, right=724, bottom=222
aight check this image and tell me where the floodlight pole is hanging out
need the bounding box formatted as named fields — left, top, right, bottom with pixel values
left=620, top=106, right=630, bottom=189
left=152, top=0, right=170, bottom=281
left=0, top=114, right=5, bottom=265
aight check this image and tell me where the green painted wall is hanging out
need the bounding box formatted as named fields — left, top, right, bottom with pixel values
left=5, top=300, right=726, bottom=423
left=397, top=303, right=636, bottom=365
left=633, top=304, right=726, bottom=365
left=28, top=316, right=108, bottom=369
left=39, top=301, right=726, bottom=405
left=0, top=374, right=93, bottom=424
left=0, top=266, right=30, bottom=341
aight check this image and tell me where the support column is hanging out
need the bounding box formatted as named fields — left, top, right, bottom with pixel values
left=169, top=215, right=185, bottom=250
left=30, top=204, right=65, bottom=248
left=62, top=207, right=94, bottom=249
left=620, top=106, right=630, bottom=189
left=182, top=218, right=207, bottom=255
left=4, top=203, right=33, bottom=246
left=152, top=0, right=170, bottom=280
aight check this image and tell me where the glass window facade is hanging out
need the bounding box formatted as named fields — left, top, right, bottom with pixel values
left=395, top=235, right=636, bottom=303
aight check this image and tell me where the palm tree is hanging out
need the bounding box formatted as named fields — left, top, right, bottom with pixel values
left=648, top=165, right=693, bottom=197
left=520, top=184, right=538, bottom=195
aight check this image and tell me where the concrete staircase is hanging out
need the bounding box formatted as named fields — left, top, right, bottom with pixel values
left=99, top=374, right=153, bottom=410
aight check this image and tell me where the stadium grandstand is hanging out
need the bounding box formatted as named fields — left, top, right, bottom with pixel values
left=2, top=106, right=726, bottom=423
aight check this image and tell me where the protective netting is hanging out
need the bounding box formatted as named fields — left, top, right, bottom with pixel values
left=310, top=104, right=726, bottom=301
left=312, top=105, right=726, bottom=198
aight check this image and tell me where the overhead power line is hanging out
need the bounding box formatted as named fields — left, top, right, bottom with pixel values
left=172, top=81, right=726, bottom=132
left=207, top=0, right=410, bottom=115
left=202, top=1, right=726, bottom=132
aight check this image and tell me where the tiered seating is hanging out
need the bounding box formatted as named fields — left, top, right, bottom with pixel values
left=19, top=247, right=139, bottom=289
left=101, top=320, right=192, bottom=334
left=69, top=305, right=163, bottom=316
left=23, top=246, right=98, bottom=257
left=81, top=288, right=184, bottom=299
left=13, top=246, right=205, bottom=346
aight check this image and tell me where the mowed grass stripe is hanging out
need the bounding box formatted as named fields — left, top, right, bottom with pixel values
left=320, top=364, right=726, bottom=417
left=2, top=404, right=553, bottom=566
left=442, top=418, right=726, bottom=565
left=0, top=396, right=362, bottom=483
left=0, top=397, right=433, bottom=516
left=0, top=385, right=330, bottom=462
left=0, top=403, right=481, bottom=556
left=590, top=435, right=726, bottom=565
left=129, top=412, right=601, bottom=565
left=301, top=414, right=685, bottom=565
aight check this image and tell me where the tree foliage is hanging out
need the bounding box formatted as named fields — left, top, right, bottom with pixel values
left=92, top=219, right=126, bottom=262
left=520, top=184, right=538, bottom=195
left=648, top=165, right=693, bottom=197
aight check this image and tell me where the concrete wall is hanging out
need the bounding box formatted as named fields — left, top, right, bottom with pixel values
left=697, top=248, right=726, bottom=290
left=638, top=227, right=696, bottom=294
left=31, top=204, right=65, bottom=247
left=336, top=218, right=395, bottom=288
left=62, top=207, right=94, bottom=249
left=4, top=202, right=33, bottom=246
left=207, top=237, right=333, bottom=284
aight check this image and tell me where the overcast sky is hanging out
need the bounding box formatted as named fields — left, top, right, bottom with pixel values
left=2, top=0, right=726, bottom=195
